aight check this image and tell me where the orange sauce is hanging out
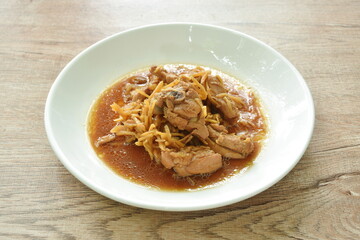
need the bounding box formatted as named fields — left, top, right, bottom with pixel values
left=88, top=66, right=266, bottom=190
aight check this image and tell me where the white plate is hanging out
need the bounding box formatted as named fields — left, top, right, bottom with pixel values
left=45, top=23, right=314, bottom=211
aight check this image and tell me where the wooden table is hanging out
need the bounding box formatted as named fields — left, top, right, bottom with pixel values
left=1, top=0, right=359, bottom=239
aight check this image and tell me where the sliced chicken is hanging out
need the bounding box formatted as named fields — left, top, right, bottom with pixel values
left=155, top=82, right=209, bottom=140
left=205, top=75, right=238, bottom=119
left=95, top=133, right=116, bottom=147
left=150, top=65, right=178, bottom=83
left=160, top=146, right=222, bottom=176
left=121, top=75, right=150, bottom=102
left=106, top=65, right=260, bottom=178
left=206, top=124, right=254, bottom=159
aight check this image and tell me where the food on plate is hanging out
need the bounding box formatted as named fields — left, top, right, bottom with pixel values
left=88, top=64, right=267, bottom=189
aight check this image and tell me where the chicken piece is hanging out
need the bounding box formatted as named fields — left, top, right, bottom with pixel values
left=160, top=146, right=222, bottom=176
left=164, top=110, right=188, bottom=129
left=206, top=124, right=254, bottom=159
left=127, top=75, right=148, bottom=85
left=121, top=75, right=150, bottom=102
left=209, top=123, right=228, bottom=133
left=95, top=133, right=116, bottom=147
left=206, top=139, right=245, bottom=159
left=131, top=87, right=150, bottom=102
left=187, top=121, right=208, bottom=141
left=217, top=134, right=254, bottom=155
left=150, top=65, right=178, bottom=83
left=155, top=82, right=209, bottom=140
left=205, top=75, right=238, bottom=119
left=173, top=99, right=201, bottom=118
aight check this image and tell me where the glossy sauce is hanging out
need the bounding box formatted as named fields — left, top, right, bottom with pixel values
left=88, top=66, right=266, bottom=190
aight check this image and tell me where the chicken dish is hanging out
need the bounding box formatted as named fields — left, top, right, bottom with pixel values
left=88, top=64, right=267, bottom=190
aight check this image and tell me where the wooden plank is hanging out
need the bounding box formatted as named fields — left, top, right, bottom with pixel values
left=0, top=0, right=359, bottom=239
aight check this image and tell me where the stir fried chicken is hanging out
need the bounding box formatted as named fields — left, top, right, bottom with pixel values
left=161, top=146, right=222, bottom=176
left=205, top=75, right=238, bottom=119
left=206, top=124, right=254, bottom=159
left=154, top=81, right=209, bottom=140
left=95, top=65, right=265, bottom=177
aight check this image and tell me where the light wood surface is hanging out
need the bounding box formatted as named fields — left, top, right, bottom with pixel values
left=1, top=0, right=359, bottom=239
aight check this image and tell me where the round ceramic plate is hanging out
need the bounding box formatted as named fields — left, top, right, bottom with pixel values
left=45, top=23, right=314, bottom=211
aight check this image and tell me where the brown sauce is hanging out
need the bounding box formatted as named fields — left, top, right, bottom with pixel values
left=88, top=65, right=266, bottom=191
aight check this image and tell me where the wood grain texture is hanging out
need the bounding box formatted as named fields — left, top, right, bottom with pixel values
left=1, top=0, right=359, bottom=239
